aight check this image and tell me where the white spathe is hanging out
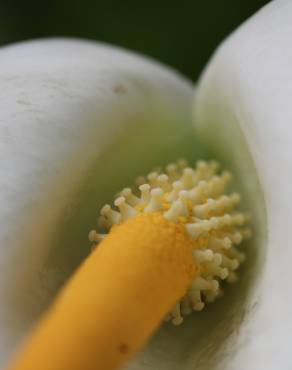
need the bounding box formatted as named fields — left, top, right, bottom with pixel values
left=0, top=39, right=196, bottom=367
left=196, top=0, right=292, bottom=369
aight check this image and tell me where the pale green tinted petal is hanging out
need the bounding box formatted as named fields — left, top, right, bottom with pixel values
left=0, top=39, right=197, bottom=366
left=196, top=1, right=291, bottom=369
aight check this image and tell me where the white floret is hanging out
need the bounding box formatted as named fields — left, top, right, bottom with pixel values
left=90, top=159, right=251, bottom=325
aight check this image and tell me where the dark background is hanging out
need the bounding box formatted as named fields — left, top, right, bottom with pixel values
left=0, top=1, right=269, bottom=81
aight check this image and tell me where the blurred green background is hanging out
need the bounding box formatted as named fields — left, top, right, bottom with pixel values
left=0, top=0, right=269, bottom=81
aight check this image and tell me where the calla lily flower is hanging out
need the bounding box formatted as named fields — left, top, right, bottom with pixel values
left=0, top=0, right=290, bottom=369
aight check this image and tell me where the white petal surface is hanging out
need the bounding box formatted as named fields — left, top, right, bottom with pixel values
left=196, top=1, right=292, bottom=369
left=0, top=39, right=196, bottom=366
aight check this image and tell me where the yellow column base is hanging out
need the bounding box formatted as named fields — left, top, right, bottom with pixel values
left=7, top=213, right=196, bottom=370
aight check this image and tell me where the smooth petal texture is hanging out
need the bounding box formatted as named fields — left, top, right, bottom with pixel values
left=196, top=0, right=291, bottom=369
left=0, top=39, right=198, bottom=367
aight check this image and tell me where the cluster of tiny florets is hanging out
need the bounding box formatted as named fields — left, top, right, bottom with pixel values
left=89, top=159, right=251, bottom=325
